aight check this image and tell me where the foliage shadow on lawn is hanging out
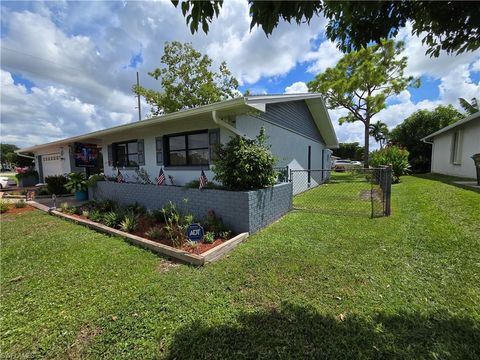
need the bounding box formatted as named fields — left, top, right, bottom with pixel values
left=164, top=303, right=480, bottom=360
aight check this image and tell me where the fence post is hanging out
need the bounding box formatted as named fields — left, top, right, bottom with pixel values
left=384, top=165, right=392, bottom=216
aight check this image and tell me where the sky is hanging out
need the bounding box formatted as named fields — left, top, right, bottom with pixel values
left=1, top=0, right=479, bottom=149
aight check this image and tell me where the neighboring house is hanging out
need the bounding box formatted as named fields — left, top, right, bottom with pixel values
left=422, top=112, right=480, bottom=179
left=17, top=94, right=338, bottom=193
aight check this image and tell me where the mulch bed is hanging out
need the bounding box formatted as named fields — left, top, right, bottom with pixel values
left=1, top=205, right=35, bottom=216
left=69, top=213, right=227, bottom=254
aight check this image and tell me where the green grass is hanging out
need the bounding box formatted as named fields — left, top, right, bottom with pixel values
left=1, top=174, right=479, bottom=359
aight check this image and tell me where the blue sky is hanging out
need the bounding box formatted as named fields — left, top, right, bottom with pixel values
left=1, top=0, right=479, bottom=148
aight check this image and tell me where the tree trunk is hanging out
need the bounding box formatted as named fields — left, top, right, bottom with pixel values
left=363, top=120, right=370, bottom=168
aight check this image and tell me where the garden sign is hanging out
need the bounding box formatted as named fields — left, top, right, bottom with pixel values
left=186, top=224, right=204, bottom=242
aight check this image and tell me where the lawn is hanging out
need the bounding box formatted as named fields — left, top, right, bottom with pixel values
left=1, top=174, right=479, bottom=359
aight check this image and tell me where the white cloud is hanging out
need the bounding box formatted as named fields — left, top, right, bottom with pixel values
left=284, top=81, right=308, bottom=94
left=302, top=40, right=343, bottom=74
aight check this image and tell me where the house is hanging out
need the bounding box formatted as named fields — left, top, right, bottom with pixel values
left=17, top=94, right=338, bottom=193
left=422, top=112, right=480, bottom=179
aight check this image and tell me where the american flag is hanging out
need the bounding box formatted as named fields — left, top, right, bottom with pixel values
left=156, top=168, right=166, bottom=186
left=199, top=170, right=208, bottom=190
left=116, top=169, right=125, bottom=183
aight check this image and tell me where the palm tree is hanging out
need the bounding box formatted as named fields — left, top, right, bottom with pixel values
left=459, top=97, right=479, bottom=115
left=369, top=121, right=389, bottom=148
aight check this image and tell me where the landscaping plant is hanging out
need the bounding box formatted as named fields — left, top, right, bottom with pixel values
left=145, top=226, right=163, bottom=240
left=88, top=210, right=103, bottom=223
left=102, top=211, right=121, bottom=228
left=203, top=232, right=215, bottom=244
left=213, top=127, right=277, bottom=190
left=65, top=172, right=88, bottom=193
left=15, top=200, right=26, bottom=208
left=120, top=213, right=138, bottom=233
left=0, top=200, right=10, bottom=213
left=45, top=175, right=69, bottom=195
left=203, top=209, right=229, bottom=237
left=370, top=145, right=410, bottom=183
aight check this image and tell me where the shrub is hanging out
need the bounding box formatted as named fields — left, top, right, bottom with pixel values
left=60, top=202, right=79, bottom=215
left=203, top=209, right=228, bottom=236
left=91, top=199, right=116, bottom=212
left=102, top=211, right=121, bottom=228
left=45, top=175, right=69, bottom=195
left=15, top=169, right=38, bottom=182
left=37, top=187, right=50, bottom=196
left=15, top=200, right=26, bottom=208
left=81, top=210, right=90, bottom=218
left=86, top=173, right=105, bottom=188
left=88, top=210, right=103, bottom=222
left=120, top=213, right=138, bottom=233
left=219, top=230, right=231, bottom=240
left=213, top=128, right=277, bottom=190
left=203, top=231, right=215, bottom=244
left=0, top=200, right=10, bottom=213
left=65, top=172, right=88, bottom=193
left=124, top=202, right=147, bottom=216
left=370, top=145, right=410, bottom=183
left=146, top=226, right=163, bottom=240
left=184, top=179, right=224, bottom=190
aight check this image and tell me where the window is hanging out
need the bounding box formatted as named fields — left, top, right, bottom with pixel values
left=165, top=131, right=209, bottom=166
left=451, top=130, right=463, bottom=165
left=113, top=140, right=138, bottom=167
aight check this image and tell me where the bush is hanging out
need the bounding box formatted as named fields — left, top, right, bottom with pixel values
left=88, top=210, right=103, bottom=222
left=60, top=202, right=79, bottom=215
left=0, top=200, right=10, bottom=213
left=45, top=175, right=69, bottom=195
left=120, top=213, right=138, bottom=233
left=370, top=145, right=410, bottom=183
left=146, top=226, right=163, bottom=240
left=86, top=174, right=105, bottom=188
left=213, top=128, right=277, bottom=191
left=203, top=231, right=215, bottom=244
left=65, top=172, right=88, bottom=193
left=184, top=179, right=224, bottom=190
left=124, top=202, right=147, bottom=216
left=15, top=200, right=26, bottom=208
left=37, top=187, right=50, bottom=196
left=15, top=169, right=38, bottom=182
left=102, top=211, right=121, bottom=228
left=203, top=209, right=228, bottom=237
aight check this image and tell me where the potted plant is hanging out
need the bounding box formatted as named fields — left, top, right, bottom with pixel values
left=15, top=169, right=39, bottom=187
left=65, top=172, right=88, bottom=201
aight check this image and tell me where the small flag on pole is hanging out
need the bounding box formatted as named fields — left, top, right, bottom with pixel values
left=116, top=169, right=125, bottom=183
left=199, top=170, right=208, bottom=190
left=156, top=168, right=166, bottom=186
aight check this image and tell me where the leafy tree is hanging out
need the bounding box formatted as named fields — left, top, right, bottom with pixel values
left=459, top=97, right=479, bottom=115
left=0, top=143, right=32, bottom=168
left=173, top=1, right=480, bottom=57
left=213, top=128, right=277, bottom=191
left=332, top=143, right=364, bottom=161
left=308, top=40, right=417, bottom=166
left=369, top=121, right=389, bottom=149
left=133, top=41, right=239, bottom=115
left=390, top=105, right=463, bottom=173
left=370, top=145, right=410, bottom=184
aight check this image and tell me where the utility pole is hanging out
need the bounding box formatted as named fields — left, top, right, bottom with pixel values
left=136, top=71, right=142, bottom=121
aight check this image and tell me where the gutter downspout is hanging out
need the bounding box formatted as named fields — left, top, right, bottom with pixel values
left=212, top=110, right=250, bottom=139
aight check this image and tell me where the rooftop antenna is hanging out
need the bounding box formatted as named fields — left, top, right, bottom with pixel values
left=136, top=71, right=142, bottom=121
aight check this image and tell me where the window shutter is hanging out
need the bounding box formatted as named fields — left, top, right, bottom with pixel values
left=208, top=128, right=220, bottom=163
left=155, top=137, right=163, bottom=165
left=137, top=139, right=145, bottom=166
left=107, top=144, right=113, bottom=166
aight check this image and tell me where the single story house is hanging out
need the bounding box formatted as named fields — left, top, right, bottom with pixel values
left=422, top=111, right=480, bottom=179
left=17, top=94, right=338, bottom=193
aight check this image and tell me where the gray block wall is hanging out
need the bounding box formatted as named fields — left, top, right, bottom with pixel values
left=89, top=182, right=292, bottom=234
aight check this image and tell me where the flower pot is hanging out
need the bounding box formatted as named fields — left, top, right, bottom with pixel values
left=75, top=190, right=88, bottom=201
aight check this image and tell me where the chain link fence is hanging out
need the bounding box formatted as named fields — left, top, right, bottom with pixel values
left=290, top=167, right=391, bottom=218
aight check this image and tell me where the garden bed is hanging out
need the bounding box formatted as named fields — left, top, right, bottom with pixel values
left=28, top=200, right=249, bottom=266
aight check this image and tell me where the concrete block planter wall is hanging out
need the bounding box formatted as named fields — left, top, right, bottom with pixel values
left=89, top=182, right=293, bottom=234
